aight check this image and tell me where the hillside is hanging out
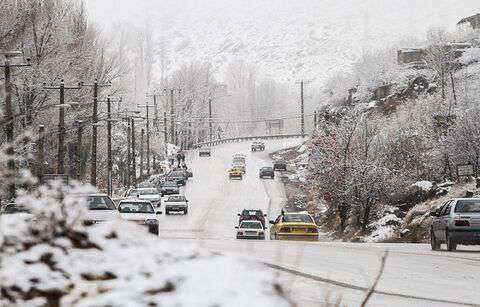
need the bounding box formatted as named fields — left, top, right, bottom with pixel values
left=85, top=0, right=479, bottom=83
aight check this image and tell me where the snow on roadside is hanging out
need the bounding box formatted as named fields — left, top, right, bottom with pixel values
left=0, top=182, right=295, bottom=307
left=413, top=180, right=433, bottom=191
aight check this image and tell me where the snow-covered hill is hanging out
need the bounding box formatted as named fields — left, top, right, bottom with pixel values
left=86, top=0, right=479, bottom=83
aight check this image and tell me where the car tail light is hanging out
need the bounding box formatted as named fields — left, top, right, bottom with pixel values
left=280, top=227, right=290, bottom=233
left=455, top=220, right=470, bottom=227
left=307, top=227, right=318, bottom=233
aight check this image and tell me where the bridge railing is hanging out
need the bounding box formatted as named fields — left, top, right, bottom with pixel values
left=192, top=134, right=307, bottom=148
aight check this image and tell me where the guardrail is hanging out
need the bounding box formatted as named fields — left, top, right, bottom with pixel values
left=192, top=134, right=307, bottom=148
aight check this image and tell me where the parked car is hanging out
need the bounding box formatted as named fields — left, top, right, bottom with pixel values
left=229, top=168, right=243, bottom=180
left=199, top=148, right=212, bottom=157
left=236, top=220, right=266, bottom=239
left=273, top=160, right=287, bottom=171
left=238, top=209, right=267, bottom=227
left=164, top=195, right=189, bottom=215
left=0, top=203, right=31, bottom=216
left=166, top=170, right=187, bottom=186
left=137, top=181, right=155, bottom=188
left=269, top=211, right=318, bottom=241
left=84, top=194, right=119, bottom=225
left=124, top=188, right=162, bottom=208
left=259, top=166, right=275, bottom=179
left=251, top=142, right=265, bottom=152
left=430, top=198, right=480, bottom=251
left=160, top=180, right=180, bottom=196
left=149, top=174, right=166, bottom=189
left=118, top=199, right=161, bottom=235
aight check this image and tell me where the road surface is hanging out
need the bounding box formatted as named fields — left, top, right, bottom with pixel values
left=159, top=140, right=480, bottom=307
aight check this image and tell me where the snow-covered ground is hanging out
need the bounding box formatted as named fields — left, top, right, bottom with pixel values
left=159, top=139, right=480, bottom=307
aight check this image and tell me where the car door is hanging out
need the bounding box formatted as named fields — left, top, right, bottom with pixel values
left=270, top=215, right=282, bottom=236
left=433, top=201, right=449, bottom=237
left=438, top=201, right=453, bottom=240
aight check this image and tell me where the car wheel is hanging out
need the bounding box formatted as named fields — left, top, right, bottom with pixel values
left=184, top=209, right=188, bottom=215
left=166, top=209, right=169, bottom=215
left=269, top=231, right=275, bottom=240
left=446, top=231, right=457, bottom=251
left=430, top=229, right=440, bottom=251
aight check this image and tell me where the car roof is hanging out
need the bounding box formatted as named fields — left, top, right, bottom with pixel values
left=119, top=199, right=153, bottom=204
left=89, top=193, right=109, bottom=197
left=284, top=211, right=310, bottom=215
left=240, top=220, right=262, bottom=224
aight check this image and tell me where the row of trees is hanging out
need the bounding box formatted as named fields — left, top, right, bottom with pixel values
left=310, top=26, right=480, bottom=236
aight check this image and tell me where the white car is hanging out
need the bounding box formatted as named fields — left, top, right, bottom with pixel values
left=84, top=194, right=120, bottom=225
left=124, top=187, right=162, bottom=207
left=164, top=195, right=189, bottom=215
left=118, top=199, right=161, bottom=235
left=235, top=220, right=266, bottom=240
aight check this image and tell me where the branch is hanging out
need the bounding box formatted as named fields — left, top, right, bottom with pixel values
left=360, top=250, right=389, bottom=307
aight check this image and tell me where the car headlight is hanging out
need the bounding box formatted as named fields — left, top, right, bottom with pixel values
left=237, top=231, right=243, bottom=235
left=145, top=219, right=159, bottom=225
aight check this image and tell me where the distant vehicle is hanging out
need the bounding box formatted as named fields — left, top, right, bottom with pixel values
left=273, top=160, right=287, bottom=171
left=430, top=198, right=480, bottom=251
left=238, top=209, right=267, bottom=227
left=199, top=148, right=212, bottom=157
left=118, top=199, right=161, bottom=235
left=232, top=163, right=246, bottom=174
left=160, top=180, right=180, bottom=196
left=125, top=188, right=162, bottom=208
left=137, top=181, right=155, bottom=188
left=229, top=168, right=243, bottom=180
left=166, top=170, right=187, bottom=186
left=148, top=174, right=166, bottom=189
left=84, top=194, right=119, bottom=226
left=233, top=154, right=246, bottom=165
left=0, top=203, right=31, bottom=215
left=259, top=166, right=275, bottom=179
left=164, top=195, right=189, bottom=215
left=269, top=211, right=318, bottom=241
left=236, top=220, right=266, bottom=240
left=251, top=142, right=265, bottom=152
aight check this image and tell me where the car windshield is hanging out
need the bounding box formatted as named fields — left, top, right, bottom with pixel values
left=169, top=171, right=184, bottom=176
left=262, top=167, right=273, bottom=171
left=167, top=196, right=186, bottom=202
left=163, top=181, right=178, bottom=187
left=242, top=210, right=263, bottom=217
left=283, top=214, right=314, bottom=223
left=455, top=200, right=480, bottom=213
left=128, top=188, right=159, bottom=196
left=118, top=202, right=154, bottom=213
left=240, top=221, right=263, bottom=229
left=2, top=204, right=30, bottom=214
left=87, top=196, right=116, bottom=210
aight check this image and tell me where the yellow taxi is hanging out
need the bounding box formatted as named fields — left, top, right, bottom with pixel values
left=228, top=167, right=243, bottom=180
left=269, top=211, right=318, bottom=241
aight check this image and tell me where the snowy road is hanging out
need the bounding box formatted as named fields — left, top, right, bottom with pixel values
left=158, top=140, right=480, bottom=307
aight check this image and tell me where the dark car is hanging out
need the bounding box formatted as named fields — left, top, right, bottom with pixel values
left=273, top=160, right=287, bottom=171
left=430, top=198, right=480, bottom=251
left=199, top=148, right=211, bottom=157
left=166, top=170, right=187, bottom=186
left=238, top=209, right=267, bottom=227
left=251, top=142, right=265, bottom=152
left=160, top=180, right=180, bottom=196
left=259, top=166, right=275, bottom=179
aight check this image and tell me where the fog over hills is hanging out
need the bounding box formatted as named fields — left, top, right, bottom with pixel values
left=85, top=0, right=479, bottom=83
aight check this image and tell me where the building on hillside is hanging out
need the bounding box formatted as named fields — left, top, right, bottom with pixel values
left=397, top=48, right=427, bottom=67
left=457, top=13, right=480, bottom=29
left=373, top=84, right=393, bottom=101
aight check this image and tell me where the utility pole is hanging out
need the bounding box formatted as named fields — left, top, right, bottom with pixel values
left=131, top=118, right=137, bottom=187
left=208, top=98, right=213, bottom=141
left=163, top=88, right=181, bottom=145
left=300, top=80, right=305, bottom=136
left=138, top=102, right=153, bottom=176
left=43, top=80, right=81, bottom=175
left=107, top=97, right=113, bottom=195
left=126, top=119, right=131, bottom=187
left=140, top=128, right=144, bottom=179
left=37, top=125, right=45, bottom=183
left=163, top=111, right=168, bottom=143
left=81, top=79, right=111, bottom=187
left=313, top=111, right=318, bottom=130
left=1, top=52, right=31, bottom=200
left=75, top=120, right=84, bottom=180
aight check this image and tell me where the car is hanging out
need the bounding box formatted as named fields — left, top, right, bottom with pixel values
left=137, top=181, right=155, bottom=188
left=259, top=166, right=275, bottom=179
left=238, top=209, right=267, bottom=227
left=236, top=220, right=266, bottom=239
left=430, top=198, right=480, bottom=251
left=232, top=163, right=246, bottom=174
left=251, top=142, right=265, bottom=152
left=199, top=148, right=212, bottom=157
left=118, top=200, right=161, bottom=235
left=148, top=174, right=167, bottom=189
left=273, top=160, right=287, bottom=171
left=229, top=168, right=243, bottom=180
left=166, top=170, right=187, bottom=186
left=164, top=195, right=189, bottom=215
left=160, top=180, right=180, bottom=196
left=84, top=194, right=120, bottom=226
left=269, top=211, right=318, bottom=241
left=124, top=187, right=162, bottom=208
left=233, top=154, right=246, bottom=165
